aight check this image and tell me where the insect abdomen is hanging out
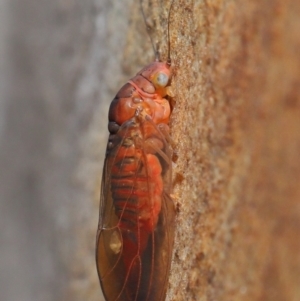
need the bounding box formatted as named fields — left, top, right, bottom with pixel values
left=107, top=123, right=164, bottom=300
left=111, top=151, right=163, bottom=230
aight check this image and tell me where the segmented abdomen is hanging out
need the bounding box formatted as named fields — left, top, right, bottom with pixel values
left=109, top=121, right=164, bottom=272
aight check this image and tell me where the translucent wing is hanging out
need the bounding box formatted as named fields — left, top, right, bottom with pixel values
left=96, top=114, right=175, bottom=301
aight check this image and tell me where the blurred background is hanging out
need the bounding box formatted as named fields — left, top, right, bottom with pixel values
left=0, top=0, right=133, bottom=300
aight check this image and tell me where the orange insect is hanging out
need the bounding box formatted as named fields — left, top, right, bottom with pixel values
left=96, top=1, right=176, bottom=301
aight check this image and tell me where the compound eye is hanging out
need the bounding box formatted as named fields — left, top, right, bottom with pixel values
left=154, top=72, right=169, bottom=87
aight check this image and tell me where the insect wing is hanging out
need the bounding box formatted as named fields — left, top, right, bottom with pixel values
left=96, top=117, right=175, bottom=301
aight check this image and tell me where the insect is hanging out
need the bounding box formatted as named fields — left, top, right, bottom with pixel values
left=96, top=1, right=176, bottom=301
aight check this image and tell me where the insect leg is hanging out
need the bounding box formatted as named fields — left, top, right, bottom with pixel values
left=157, top=123, right=176, bottom=150
left=143, top=138, right=171, bottom=167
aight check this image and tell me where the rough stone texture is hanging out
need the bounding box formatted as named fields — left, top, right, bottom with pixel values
left=165, top=1, right=300, bottom=301
left=0, top=0, right=299, bottom=301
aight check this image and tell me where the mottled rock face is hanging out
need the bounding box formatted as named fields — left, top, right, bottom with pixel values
left=166, top=1, right=300, bottom=301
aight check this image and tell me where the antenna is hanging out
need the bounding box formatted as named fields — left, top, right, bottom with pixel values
left=140, top=0, right=160, bottom=61
left=167, top=0, right=175, bottom=66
